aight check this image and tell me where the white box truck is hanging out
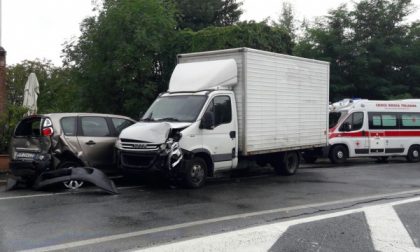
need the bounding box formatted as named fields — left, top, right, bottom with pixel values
left=116, top=48, right=330, bottom=187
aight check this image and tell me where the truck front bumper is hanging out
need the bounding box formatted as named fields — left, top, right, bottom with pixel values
left=118, top=150, right=169, bottom=174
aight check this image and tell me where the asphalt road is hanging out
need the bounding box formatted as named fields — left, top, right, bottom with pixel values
left=1, top=159, right=420, bottom=252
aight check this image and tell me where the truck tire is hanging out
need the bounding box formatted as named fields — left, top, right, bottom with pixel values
left=183, top=157, right=207, bottom=188
left=329, top=145, right=348, bottom=164
left=273, top=151, right=299, bottom=176
left=407, top=145, right=420, bottom=163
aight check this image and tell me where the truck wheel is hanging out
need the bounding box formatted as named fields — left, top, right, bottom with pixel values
left=183, top=157, right=207, bottom=188
left=273, top=151, right=299, bottom=176
left=58, top=161, right=84, bottom=190
left=329, top=145, right=348, bottom=164
left=407, top=146, right=420, bottom=163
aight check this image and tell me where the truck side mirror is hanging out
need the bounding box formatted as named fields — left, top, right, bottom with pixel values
left=200, top=112, right=214, bottom=130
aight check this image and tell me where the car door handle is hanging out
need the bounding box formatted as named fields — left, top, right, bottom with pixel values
left=230, top=131, right=236, bottom=139
left=85, top=140, right=96, bottom=145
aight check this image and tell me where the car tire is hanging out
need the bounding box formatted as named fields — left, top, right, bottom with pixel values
left=58, top=161, right=85, bottom=190
left=183, top=157, right=207, bottom=189
left=272, top=151, right=299, bottom=176
left=329, top=145, right=348, bottom=164
left=407, top=145, right=420, bottom=163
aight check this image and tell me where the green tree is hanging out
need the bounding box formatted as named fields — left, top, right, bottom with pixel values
left=275, top=2, right=296, bottom=41
left=6, top=60, right=79, bottom=113
left=174, top=0, right=243, bottom=31
left=296, top=0, right=419, bottom=101
left=64, top=0, right=177, bottom=118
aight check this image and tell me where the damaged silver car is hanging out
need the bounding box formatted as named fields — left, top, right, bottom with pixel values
left=9, top=113, right=135, bottom=193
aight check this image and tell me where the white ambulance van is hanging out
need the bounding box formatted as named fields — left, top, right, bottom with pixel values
left=325, top=99, right=420, bottom=163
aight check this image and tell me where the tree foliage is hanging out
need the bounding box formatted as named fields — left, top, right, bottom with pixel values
left=64, top=0, right=177, bottom=118
left=295, top=0, right=419, bottom=101
left=6, top=60, right=79, bottom=113
left=174, top=0, right=243, bottom=31
left=64, top=1, right=291, bottom=117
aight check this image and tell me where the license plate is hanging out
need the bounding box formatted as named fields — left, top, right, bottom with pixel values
left=16, top=152, right=36, bottom=159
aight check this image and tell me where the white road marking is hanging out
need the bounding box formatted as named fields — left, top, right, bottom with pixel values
left=0, top=186, right=145, bottom=201
left=0, top=192, right=74, bottom=201
left=365, top=206, right=420, bottom=252
left=137, top=197, right=420, bottom=252
left=18, top=190, right=420, bottom=252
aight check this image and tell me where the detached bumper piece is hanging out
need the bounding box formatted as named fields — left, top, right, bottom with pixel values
left=33, top=167, right=119, bottom=195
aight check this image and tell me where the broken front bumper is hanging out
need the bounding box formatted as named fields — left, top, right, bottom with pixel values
left=117, top=142, right=183, bottom=174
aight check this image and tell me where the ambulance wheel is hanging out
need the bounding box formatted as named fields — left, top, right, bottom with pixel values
left=329, top=145, right=348, bottom=164
left=273, top=151, right=299, bottom=176
left=58, top=161, right=85, bottom=190
left=407, top=145, right=420, bottom=163
left=183, top=157, right=207, bottom=188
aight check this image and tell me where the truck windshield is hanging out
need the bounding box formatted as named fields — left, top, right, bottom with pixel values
left=142, top=95, right=207, bottom=122
left=329, top=111, right=347, bottom=129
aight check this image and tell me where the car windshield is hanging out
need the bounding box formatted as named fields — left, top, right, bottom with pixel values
left=142, top=95, right=207, bottom=122
left=329, top=111, right=347, bottom=129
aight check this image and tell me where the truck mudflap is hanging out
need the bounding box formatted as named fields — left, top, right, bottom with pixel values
left=30, top=167, right=119, bottom=194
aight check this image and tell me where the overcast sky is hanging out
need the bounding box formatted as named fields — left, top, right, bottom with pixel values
left=2, top=0, right=420, bottom=66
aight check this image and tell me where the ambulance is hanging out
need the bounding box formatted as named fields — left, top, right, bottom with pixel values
left=322, top=99, right=420, bottom=164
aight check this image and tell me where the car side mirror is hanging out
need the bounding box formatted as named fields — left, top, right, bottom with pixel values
left=200, top=112, right=214, bottom=130
left=341, top=122, right=352, bottom=132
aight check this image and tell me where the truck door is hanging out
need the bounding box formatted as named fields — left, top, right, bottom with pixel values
left=201, top=95, right=236, bottom=171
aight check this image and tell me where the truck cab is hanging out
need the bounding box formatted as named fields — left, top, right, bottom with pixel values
left=116, top=60, right=239, bottom=188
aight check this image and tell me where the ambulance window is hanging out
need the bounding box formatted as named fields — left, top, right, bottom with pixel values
left=339, top=112, right=363, bottom=131
left=372, top=116, right=381, bottom=127
left=401, top=114, right=420, bottom=129
left=382, top=115, right=397, bottom=127
left=353, top=113, right=364, bottom=130
left=369, top=113, right=399, bottom=129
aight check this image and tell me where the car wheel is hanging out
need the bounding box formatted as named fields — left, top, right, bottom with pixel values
left=58, top=161, right=84, bottom=190
left=273, top=151, right=299, bottom=176
left=183, top=157, right=207, bottom=188
left=329, top=145, right=348, bottom=164
left=407, top=145, right=420, bottom=163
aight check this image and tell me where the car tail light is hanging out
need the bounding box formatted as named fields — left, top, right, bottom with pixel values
left=42, top=118, right=54, bottom=136
left=42, top=127, right=54, bottom=136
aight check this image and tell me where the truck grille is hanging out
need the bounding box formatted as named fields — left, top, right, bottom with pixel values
left=120, top=152, right=159, bottom=170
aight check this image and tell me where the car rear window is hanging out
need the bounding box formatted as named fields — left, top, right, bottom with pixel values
left=14, top=117, right=42, bottom=137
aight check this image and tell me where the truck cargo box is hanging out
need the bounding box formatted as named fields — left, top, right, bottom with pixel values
left=178, top=48, right=330, bottom=156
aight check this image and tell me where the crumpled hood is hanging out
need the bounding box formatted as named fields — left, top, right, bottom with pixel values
left=119, top=122, right=192, bottom=143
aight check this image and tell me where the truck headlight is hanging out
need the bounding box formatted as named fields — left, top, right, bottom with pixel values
left=160, top=143, right=167, bottom=150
